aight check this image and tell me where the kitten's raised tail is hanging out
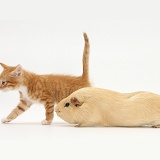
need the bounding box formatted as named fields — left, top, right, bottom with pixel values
left=82, top=32, right=90, bottom=80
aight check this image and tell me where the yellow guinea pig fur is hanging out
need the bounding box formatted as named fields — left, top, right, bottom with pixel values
left=55, top=87, right=160, bottom=127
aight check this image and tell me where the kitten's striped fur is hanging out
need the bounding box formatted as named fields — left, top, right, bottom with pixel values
left=0, top=33, right=90, bottom=125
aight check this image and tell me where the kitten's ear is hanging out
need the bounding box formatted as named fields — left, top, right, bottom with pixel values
left=11, top=65, right=22, bottom=77
left=0, top=63, right=8, bottom=69
left=71, top=97, right=83, bottom=107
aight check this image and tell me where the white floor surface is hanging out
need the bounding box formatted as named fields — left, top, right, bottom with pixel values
left=0, top=117, right=160, bottom=160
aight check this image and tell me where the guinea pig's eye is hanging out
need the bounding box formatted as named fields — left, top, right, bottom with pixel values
left=64, top=103, right=70, bottom=107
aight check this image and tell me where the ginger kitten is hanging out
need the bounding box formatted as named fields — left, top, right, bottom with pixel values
left=0, top=33, right=90, bottom=125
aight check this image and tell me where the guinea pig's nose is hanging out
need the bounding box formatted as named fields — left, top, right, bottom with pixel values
left=55, top=109, right=60, bottom=113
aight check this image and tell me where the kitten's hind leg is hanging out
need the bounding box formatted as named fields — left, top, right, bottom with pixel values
left=41, top=101, right=54, bottom=125
left=1, top=98, right=32, bottom=123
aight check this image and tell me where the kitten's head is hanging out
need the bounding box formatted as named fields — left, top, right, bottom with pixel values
left=0, top=63, right=23, bottom=92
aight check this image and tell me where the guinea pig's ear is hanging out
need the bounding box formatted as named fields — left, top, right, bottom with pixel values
left=71, top=97, right=83, bottom=107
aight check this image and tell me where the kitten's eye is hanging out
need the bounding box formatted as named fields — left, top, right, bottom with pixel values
left=64, top=103, right=70, bottom=107
left=2, top=81, right=6, bottom=86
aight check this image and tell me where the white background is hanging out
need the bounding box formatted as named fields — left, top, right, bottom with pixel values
left=0, top=0, right=160, bottom=159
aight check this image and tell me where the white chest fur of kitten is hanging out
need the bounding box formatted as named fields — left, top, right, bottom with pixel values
left=18, top=86, right=40, bottom=104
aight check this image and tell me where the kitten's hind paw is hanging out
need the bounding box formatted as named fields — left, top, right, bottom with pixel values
left=1, top=118, right=11, bottom=123
left=41, top=120, right=52, bottom=125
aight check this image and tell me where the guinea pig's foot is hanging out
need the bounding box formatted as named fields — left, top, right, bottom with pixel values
left=1, top=118, right=11, bottom=123
left=41, top=119, right=52, bottom=125
left=75, top=123, right=88, bottom=127
left=75, top=123, right=84, bottom=127
left=152, top=124, right=160, bottom=128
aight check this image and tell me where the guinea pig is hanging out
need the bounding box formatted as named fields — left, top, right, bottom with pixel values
left=55, top=87, right=160, bottom=127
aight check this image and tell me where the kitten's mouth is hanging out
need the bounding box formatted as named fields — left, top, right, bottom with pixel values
left=0, top=88, right=10, bottom=92
left=1, top=89, right=7, bottom=92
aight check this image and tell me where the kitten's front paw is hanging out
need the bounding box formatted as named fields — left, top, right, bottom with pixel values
left=1, top=118, right=11, bottom=123
left=41, top=120, right=52, bottom=125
